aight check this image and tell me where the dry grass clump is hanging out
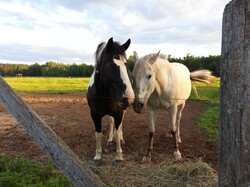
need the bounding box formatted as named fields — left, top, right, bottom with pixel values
left=89, top=154, right=217, bottom=187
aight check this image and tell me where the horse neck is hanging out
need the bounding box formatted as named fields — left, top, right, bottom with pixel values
left=95, top=78, right=111, bottom=96
left=152, top=58, right=172, bottom=95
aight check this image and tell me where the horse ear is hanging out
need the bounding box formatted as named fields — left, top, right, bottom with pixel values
left=133, top=51, right=139, bottom=63
left=107, top=37, right=114, bottom=52
left=149, top=50, right=160, bottom=64
left=122, top=38, right=131, bottom=51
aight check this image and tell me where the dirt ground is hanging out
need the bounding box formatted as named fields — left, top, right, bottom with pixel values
left=0, top=93, right=218, bottom=169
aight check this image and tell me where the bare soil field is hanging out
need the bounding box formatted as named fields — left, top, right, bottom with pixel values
left=0, top=93, right=218, bottom=170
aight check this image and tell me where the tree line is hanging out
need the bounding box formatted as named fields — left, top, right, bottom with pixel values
left=0, top=54, right=220, bottom=77
left=0, top=61, right=94, bottom=77
left=168, top=54, right=220, bottom=76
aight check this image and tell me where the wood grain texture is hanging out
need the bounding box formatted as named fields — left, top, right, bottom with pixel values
left=219, top=0, right=250, bottom=186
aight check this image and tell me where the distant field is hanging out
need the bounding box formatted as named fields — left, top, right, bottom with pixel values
left=4, top=77, right=90, bottom=94
left=4, top=77, right=220, bottom=101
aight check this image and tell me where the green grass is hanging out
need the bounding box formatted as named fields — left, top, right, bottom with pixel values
left=187, top=78, right=219, bottom=140
left=4, top=77, right=90, bottom=94
left=197, top=103, right=219, bottom=140
left=0, top=154, right=73, bottom=187
left=189, top=78, right=220, bottom=102
left=4, top=77, right=219, bottom=99
left=189, top=78, right=220, bottom=140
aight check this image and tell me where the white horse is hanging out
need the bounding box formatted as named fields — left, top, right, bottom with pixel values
left=132, top=51, right=215, bottom=161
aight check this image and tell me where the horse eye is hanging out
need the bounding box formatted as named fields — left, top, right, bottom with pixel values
left=147, top=74, right=152, bottom=79
left=113, top=54, right=119, bottom=60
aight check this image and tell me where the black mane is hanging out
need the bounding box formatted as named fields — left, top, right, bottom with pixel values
left=95, top=41, right=127, bottom=67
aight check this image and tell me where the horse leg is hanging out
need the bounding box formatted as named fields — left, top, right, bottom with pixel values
left=166, top=128, right=172, bottom=138
left=119, top=110, right=127, bottom=145
left=90, top=110, right=103, bottom=160
left=107, top=114, right=126, bottom=146
left=166, top=115, right=172, bottom=138
left=176, top=102, right=185, bottom=143
left=119, top=122, right=125, bottom=145
left=169, top=105, right=182, bottom=160
left=142, top=109, right=156, bottom=163
left=107, top=116, right=114, bottom=145
left=114, top=112, right=125, bottom=161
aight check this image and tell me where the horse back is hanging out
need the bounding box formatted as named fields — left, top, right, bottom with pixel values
left=169, top=62, right=192, bottom=99
left=152, top=61, right=191, bottom=106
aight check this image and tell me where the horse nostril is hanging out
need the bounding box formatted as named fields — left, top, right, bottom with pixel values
left=139, top=102, right=144, bottom=109
left=122, top=97, right=128, bottom=104
left=120, top=97, right=129, bottom=108
left=132, top=101, right=144, bottom=114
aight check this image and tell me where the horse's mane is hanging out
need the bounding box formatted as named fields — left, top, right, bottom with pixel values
left=140, top=53, right=167, bottom=62
left=95, top=42, right=106, bottom=66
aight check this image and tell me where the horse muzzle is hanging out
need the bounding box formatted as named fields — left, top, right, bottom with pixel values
left=119, top=96, right=134, bottom=109
left=132, top=101, right=145, bottom=114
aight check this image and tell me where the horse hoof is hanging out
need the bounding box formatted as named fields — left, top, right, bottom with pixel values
left=173, top=151, right=182, bottom=161
left=142, top=156, right=151, bottom=163
left=177, top=137, right=182, bottom=143
left=174, top=155, right=182, bottom=161
left=91, top=159, right=103, bottom=167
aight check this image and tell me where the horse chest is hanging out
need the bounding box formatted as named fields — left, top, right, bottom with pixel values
left=87, top=88, right=121, bottom=114
left=147, top=93, right=171, bottom=109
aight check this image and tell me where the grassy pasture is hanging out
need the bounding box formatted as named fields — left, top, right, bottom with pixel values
left=0, top=155, right=73, bottom=187
left=4, top=77, right=90, bottom=94
left=189, top=78, right=220, bottom=102
left=4, top=77, right=219, bottom=100
left=190, top=78, right=220, bottom=140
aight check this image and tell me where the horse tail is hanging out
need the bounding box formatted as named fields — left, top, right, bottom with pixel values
left=190, top=69, right=216, bottom=99
left=190, top=69, right=216, bottom=84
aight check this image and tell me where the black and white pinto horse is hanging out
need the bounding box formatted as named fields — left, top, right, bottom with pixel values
left=87, top=37, right=134, bottom=161
left=132, top=51, right=215, bottom=162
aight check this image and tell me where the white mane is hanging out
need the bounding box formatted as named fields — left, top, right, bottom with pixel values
left=95, top=43, right=106, bottom=66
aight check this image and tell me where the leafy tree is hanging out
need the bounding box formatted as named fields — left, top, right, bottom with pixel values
left=25, top=63, right=42, bottom=76
left=127, top=55, right=135, bottom=72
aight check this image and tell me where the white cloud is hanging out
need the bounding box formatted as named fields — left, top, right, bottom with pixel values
left=0, top=0, right=230, bottom=64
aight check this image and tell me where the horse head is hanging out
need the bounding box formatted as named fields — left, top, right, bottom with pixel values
left=94, top=37, right=134, bottom=109
left=132, top=51, right=160, bottom=113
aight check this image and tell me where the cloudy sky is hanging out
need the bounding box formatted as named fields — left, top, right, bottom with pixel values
left=0, top=0, right=230, bottom=65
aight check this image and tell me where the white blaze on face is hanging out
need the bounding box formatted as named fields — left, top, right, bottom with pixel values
left=113, top=56, right=134, bottom=105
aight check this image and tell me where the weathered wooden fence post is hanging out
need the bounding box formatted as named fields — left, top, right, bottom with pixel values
left=219, top=0, right=250, bottom=186
left=0, top=76, right=105, bottom=187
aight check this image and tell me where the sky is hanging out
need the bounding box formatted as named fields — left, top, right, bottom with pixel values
left=0, top=0, right=230, bottom=65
